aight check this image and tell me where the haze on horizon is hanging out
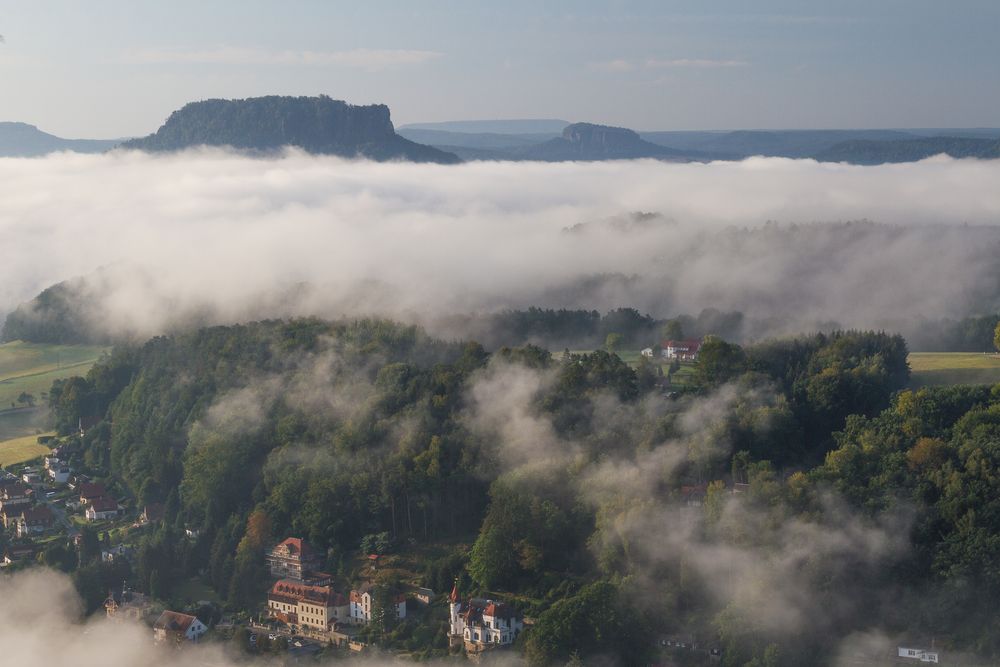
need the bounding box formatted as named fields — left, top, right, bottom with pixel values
left=1, top=0, right=999, bottom=139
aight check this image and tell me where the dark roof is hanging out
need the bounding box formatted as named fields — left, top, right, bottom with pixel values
left=79, top=482, right=108, bottom=499
left=89, top=497, right=120, bottom=512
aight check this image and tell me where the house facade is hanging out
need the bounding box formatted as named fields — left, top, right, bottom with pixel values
left=86, top=497, right=123, bottom=521
left=267, top=579, right=349, bottom=631
left=105, top=589, right=153, bottom=622
left=449, top=585, right=522, bottom=651
left=153, top=610, right=207, bottom=643
left=78, top=482, right=109, bottom=505
left=662, top=339, right=701, bottom=361
left=15, top=505, right=54, bottom=537
left=266, top=537, right=322, bottom=581
left=349, top=584, right=406, bottom=625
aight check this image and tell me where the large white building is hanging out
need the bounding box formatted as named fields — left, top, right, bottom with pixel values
left=449, top=584, right=522, bottom=651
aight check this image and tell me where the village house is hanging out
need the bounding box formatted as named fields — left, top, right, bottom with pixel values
left=86, top=496, right=123, bottom=521
left=102, top=544, right=135, bottom=564
left=267, top=579, right=349, bottom=632
left=105, top=588, right=153, bottom=622
left=349, top=583, right=406, bottom=625
left=15, top=505, right=55, bottom=537
left=21, top=469, right=44, bottom=488
left=153, top=610, right=208, bottom=643
left=0, top=483, right=33, bottom=520
left=449, top=584, right=523, bottom=652
left=266, top=537, right=322, bottom=581
left=414, top=587, right=434, bottom=605
left=662, top=339, right=702, bottom=361
left=2, top=543, right=36, bottom=565
left=78, top=482, right=109, bottom=505
left=48, top=463, right=72, bottom=485
left=680, top=483, right=708, bottom=507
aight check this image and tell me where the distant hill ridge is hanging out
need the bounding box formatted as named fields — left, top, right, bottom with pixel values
left=0, top=122, right=120, bottom=157
left=815, top=136, right=1000, bottom=165
left=121, top=95, right=459, bottom=163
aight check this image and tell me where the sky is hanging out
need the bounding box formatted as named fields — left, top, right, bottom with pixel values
left=0, top=1, right=998, bottom=139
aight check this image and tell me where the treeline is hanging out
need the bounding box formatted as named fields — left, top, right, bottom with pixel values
left=448, top=306, right=746, bottom=350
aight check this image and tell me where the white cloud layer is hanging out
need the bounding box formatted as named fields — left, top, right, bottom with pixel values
left=1, top=150, right=1000, bottom=342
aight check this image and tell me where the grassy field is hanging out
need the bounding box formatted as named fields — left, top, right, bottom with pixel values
left=909, top=353, right=1000, bottom=387
left=0, top=341, right=108, bottom=440
left=0, top=431, right=53, bottom=468
left=0, top=340, right=108, bottom=408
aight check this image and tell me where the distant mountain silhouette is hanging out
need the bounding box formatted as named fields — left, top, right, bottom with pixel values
left=813, top=136, right=1000, bottom=164
left=121, top=95, right=459, bottom=163
left=513, top=123, right=694, bottom=161
left=398, top=119, right=569, bottom=134
left=0, top=122, right=120, bottom=157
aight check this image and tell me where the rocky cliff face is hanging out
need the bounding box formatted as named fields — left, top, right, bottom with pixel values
left=121, top=96, right=459, bottom=163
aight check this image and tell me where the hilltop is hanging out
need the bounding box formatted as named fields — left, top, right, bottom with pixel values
left=121, top=95, right=459, bottom=163
left=0, top=122, right=120, bottom=157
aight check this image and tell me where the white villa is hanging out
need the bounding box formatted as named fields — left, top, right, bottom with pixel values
left=449, top=584, right=522, bottom=652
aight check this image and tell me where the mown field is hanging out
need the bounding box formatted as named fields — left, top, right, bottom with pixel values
left=0, top=340, right=108, bottom=440
left=0, top=431, right=53, bottom=468
left=908, top=352, right=1000, bottom=387
left=0, top=340, right=108, bottom=407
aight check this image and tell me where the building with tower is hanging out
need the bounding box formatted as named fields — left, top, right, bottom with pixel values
left=448, top=582, right=523, bottom=654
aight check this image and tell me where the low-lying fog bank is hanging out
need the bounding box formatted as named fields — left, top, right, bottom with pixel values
left=2, top=150, right=999, bottom=345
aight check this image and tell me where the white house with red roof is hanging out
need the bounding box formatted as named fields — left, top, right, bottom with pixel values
left=349, top=583, right=406, bottom=625
left=85, top=496, right=123, bottom=521
left=153, top=610, right=207, bottom=643
left=662, top=339, right=701, bottom=361
left=449, top=583, right=522, bottom=651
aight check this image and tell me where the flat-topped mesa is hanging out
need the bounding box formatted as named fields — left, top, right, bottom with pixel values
left=517, top=121, right=689, bottom=161
left=561, top=122, right=642, bottom=146
left=121, top=95, right=459, bottom=163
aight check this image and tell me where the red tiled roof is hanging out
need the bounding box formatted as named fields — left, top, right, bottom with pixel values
left=154, top=610, right=197, bottom=633
left=272, top=537, right=316, bottom=559
left=270, top=579, right=344, bottom=607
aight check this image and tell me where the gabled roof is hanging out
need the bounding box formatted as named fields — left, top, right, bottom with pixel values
left=271, top=537, right=316, bottom=559
left=79, top=482, right=108, bottom=499
left=88, top=497, right=120, bottom=512
left=154, top=610, right=198, bottom=633
left=18, top=505, right=53, bottom=522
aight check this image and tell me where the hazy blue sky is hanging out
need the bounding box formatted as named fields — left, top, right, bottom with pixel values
left=1, top=1, right=998, bottom=138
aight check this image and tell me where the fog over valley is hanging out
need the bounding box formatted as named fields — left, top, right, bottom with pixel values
left=2, top=150, right=1000, bottom=346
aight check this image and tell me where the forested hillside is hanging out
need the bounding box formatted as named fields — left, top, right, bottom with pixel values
left=45, top=317, right=1000, bottom=664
